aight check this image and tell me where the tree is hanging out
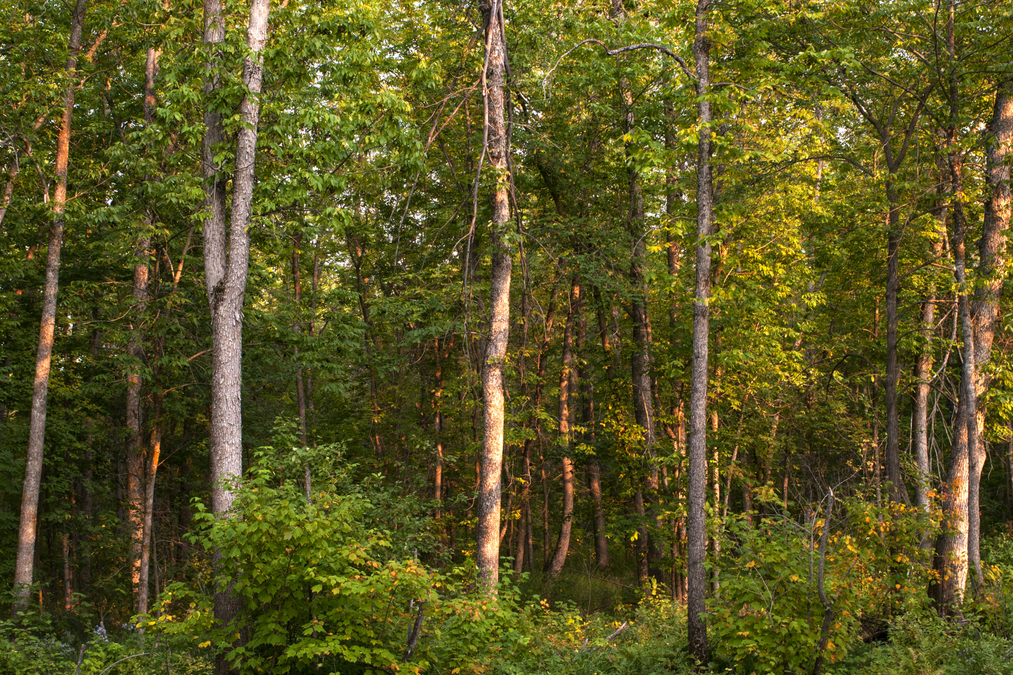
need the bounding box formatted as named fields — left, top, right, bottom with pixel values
left=476, top=0, right=512, bottom=589
left=200, top=0, right=271, bottom=666
left=686, top=0, right=713, bottom=661
left=11, top=0, right=88, bottom=616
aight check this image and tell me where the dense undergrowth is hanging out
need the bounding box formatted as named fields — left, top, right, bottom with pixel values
left=6, top=439, right=1013, bottom=675
left=6, top=585, right=1013, bottom=675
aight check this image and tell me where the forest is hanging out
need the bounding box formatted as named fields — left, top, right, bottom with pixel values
left=1, top=0, right=1012, bottom=672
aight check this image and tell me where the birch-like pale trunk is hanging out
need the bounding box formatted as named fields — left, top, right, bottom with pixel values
left=202, top=0, right=271, bottom=668
left=476, top=0, right=512, bottom=589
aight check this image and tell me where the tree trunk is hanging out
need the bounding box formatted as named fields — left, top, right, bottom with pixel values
left=127, top=47, right=159, bottom=612
left=883, top=189, right=909, bottom=505
left=934, top=151, right=974, bottom=611
left=12, top=0, right=88, bottom=616
left=476, top=0, right=511, bottom=589
left=433, top=338, right=446, bottom=521
left=137, top=397, right=162, bottom=616
left=912, top=210, right=945, bottom=514
left=580, top=290, right=609, bottom=568
left=547, top=280, right=579, bottom=577
left=202, top=0, right=271, bottom=667
left=967, top=77, right=1012, bottom=586
left=687, top=0, right=713, bottom=661
left=62, top=532, right=72, bottom=611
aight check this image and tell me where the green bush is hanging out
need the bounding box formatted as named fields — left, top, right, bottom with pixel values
left=0, top=613, right=211, bottom=675
left=711, top=496, right=932, bottom=674
left=150, top=435, right=533, bottom=675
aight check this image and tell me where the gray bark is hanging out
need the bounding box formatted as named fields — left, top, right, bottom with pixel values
left=202, top=0, right=271, bottom=667
left=687, top=0, right=713, bottom=662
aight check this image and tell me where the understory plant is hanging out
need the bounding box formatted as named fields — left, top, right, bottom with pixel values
left=149, top=434, right=529, bottom=675
left=711, top=492, right=934, bottom=674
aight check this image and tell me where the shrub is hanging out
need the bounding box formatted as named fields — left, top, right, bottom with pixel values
left=711, top=495, right=932, bottom=674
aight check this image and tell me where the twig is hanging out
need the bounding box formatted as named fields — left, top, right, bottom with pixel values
left=604, top=621, right=629, bottom=642
left=97, top=652, right=156, bottom=675
left=402, top=601, right=426, bottom=662
left=545, top=39, right=695, bottom=95
left=75, top=644, right=86, bottom=675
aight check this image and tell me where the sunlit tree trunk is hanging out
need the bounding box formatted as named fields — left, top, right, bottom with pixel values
left=935, top=113, right=974, bottom=610
left=126, top=46, right=159, bottom=612
left=476, top=0, right=512, bottom=589
left=137, top=396, right=162, bottom=616
left=12, top=0, right=88, bottom=617
left=968, top=78, right=1012, bottom=586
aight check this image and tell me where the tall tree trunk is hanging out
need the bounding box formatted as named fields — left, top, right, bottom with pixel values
left=202, top=0, right=270, bottom=667
left=291, top=234, right=311, bottom=500
left=884, top=182, right=910, bottom=506
left=62, top=531, right=72, bottom=611
left=126, top=46, right=158, bottom=612
left=579, top=300, right=609, bottom=570
left=968, top=77, right=1012, bottom=586
left=433, top=338, right=447, bottom=521
left=476, top=0, right=512, bottom=589
left=912, top=210, right=945, bottom=514
left=512, top=265, right=532, bottom=575
left=345, top=233, right=383, bottom=457
left=531, top=286, right=559, bottom=568
left=934, top=149, right=974, bottom=612
left=12, top=0, right=88, bottom=616
left=687, top=0, right=713, bottom=661
left=547, top=280, right=579, bottom=577
left=137, top=396, right=162, bottom=616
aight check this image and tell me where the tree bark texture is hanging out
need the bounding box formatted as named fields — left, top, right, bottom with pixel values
left=137, top=401, right=162, bottom=616
left=967, top=78, right=1012, bottom=586
left=202, top=0, right=271, bottom=667
left=476, top=0, right=511, bottom=589
left=912, top=210, right=945, bottom=514
left=12, top=0, right=88, bottom=616
left=934, top=150, right=974, bottom=611
left=687, top=0, right=713, bottom=662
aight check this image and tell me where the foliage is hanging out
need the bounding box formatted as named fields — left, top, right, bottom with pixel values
left=0, top=612, right=211, bottom=675
left=148, top=433, right=533, bottom=675
left=711, top=496, right=934, bottom=674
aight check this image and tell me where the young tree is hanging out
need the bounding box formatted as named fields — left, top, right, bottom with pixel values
left=687, top=0, right=713, bottom=661
left=11, top=0, right=89, bottom=616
